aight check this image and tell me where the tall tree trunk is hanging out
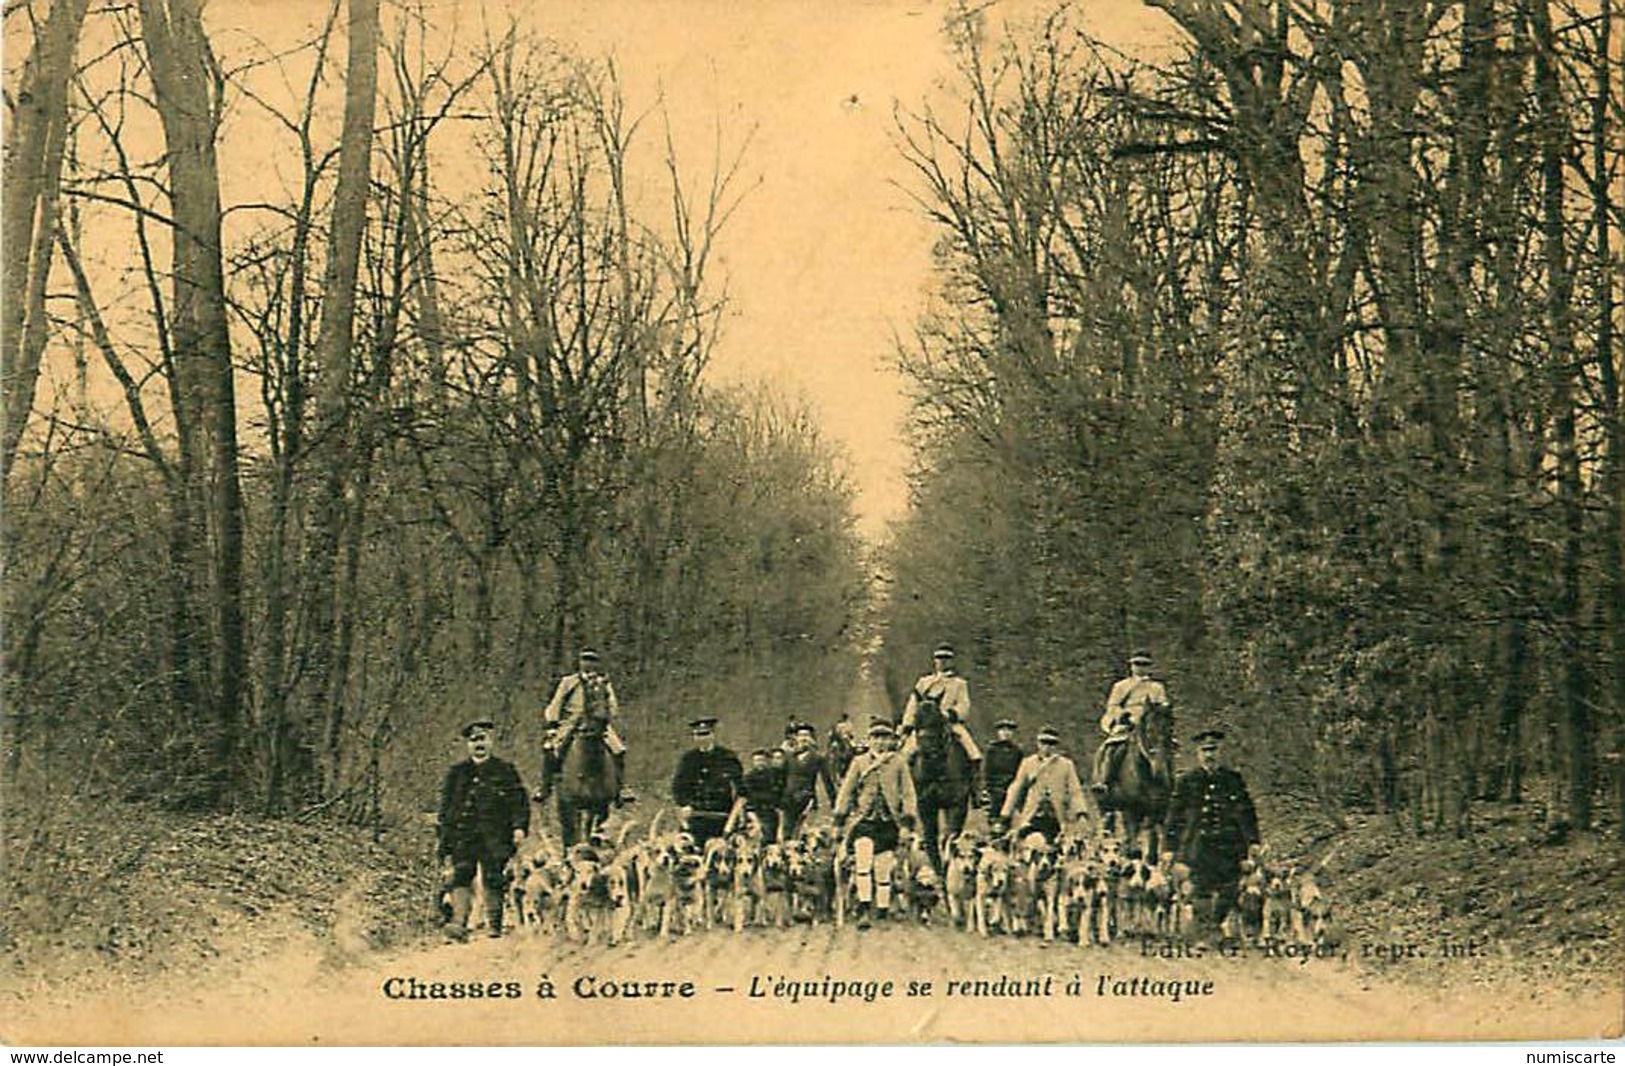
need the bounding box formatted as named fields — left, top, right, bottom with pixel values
left=260, top=160, right=319, bottom=814
left=1588, top=0, right=1624, bottom=841
left=1531, top=0, right=1591, bottom=830
left=2, top=0, right=90, bottom=482
left=302, top=0, right=380, bottom=804
left=140, top=0, right=246, bottom=807
left=1487, top=417, right=1530, bottom=803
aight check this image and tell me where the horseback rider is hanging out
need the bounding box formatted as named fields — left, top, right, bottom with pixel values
left=671, top=716, right=744, bottom=847
left=833, top=720, right=919, bottom=929
left=981, top=718, right=1025, bottom=814
left=538, top=647, right=633, bottom=806
left=1091, top=649, right=1171, bottom=800
left=900, top=644, right=983, bottom=875
left=997, top=725, right=1091, bottom=842
left=901, top=643, right=984, bottom=767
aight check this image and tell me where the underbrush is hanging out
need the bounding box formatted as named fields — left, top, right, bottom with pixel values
left=1256, top=788, right=1624, bottom=993
left=0, top=794, right=440, bottom=995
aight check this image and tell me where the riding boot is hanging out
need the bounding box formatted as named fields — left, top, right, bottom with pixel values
left=612, top=751, right=633, bottom=805
left=854, top=901, right=872, bottom=930
left=1091, top=744, right=1119, bottom=797
left=445, top=887, right=472, bottom=942
left=533, top=748, right=555, bottom=804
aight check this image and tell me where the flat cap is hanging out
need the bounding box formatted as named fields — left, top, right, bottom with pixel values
left=1129, top=649, right=1153, bottom=664
left=688, top=716, right=719, bottom=732
left=1193, top=728, right=1226, bottom=745
left=867, top=720, right=896, bottom=738
left=461, top=719, right=496, bottom=739
left=933, top=643, right=956, bottom=658
left=994, top=718, right=1018, bottom=731
left=1036, top=725, right=1061, bottom=743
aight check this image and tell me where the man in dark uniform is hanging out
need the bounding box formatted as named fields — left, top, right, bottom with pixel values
left=780, top=722, right=836, bottom=839
left=981, top=718, right=1025, bottom=813
left=437, top=719, right=530, bottom=941
left=741, top=748, right=784, bottom=840
left=1164, top=729, right=1260, bottom=935
left=671, top=716, right=743, bottom=846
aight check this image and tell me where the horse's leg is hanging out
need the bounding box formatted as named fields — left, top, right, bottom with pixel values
left=919, top=797, right=942, bottom=873
left=942, top=796, right=967, bottom=866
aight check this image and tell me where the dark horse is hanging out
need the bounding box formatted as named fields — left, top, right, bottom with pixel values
left=555, top=714, right=619, bottom=849
left=1094, top=702, right=1173, bottom=861
left=911, top=734, right=976, bottom=874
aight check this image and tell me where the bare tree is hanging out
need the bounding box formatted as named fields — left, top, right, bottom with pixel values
left=2, top=0, right=90, bottom=482
left=297, top=0, right=380, bottom=804
left=138, top=0, right=246, bottom=804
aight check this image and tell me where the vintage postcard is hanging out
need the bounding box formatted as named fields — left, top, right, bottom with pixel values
left=2, top=0, right=1621, bottom=1048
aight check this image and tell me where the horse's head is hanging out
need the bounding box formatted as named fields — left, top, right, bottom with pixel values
left=1139, top=699, right=1172, bottom=744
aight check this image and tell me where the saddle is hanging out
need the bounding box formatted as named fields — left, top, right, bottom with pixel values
left=550, top=713, right=619, bottom=792
left=1094, top=729, right=1156, bottom=807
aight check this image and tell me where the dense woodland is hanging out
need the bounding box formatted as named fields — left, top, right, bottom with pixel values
left=879, top=0, right=1622, bottom=837
left=2, top=0, right=867, bottom=828
left=3, top=0, right=1621, bottom=858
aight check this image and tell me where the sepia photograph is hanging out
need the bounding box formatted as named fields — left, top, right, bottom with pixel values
left=2, top=0, right=1622, bottom=1047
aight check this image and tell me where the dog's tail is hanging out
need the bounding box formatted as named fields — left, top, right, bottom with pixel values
left=615, top=820, right=637, bottom=853
left=648, top=809, right=666, bottom=843
left=1313, top=840, right=1342, bottom=873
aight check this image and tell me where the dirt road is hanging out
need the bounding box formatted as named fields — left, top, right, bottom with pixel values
left=9, top=909, right=1619, bottom=1045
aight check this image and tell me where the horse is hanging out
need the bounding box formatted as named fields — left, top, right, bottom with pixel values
left=1094, top=701, right=1173, bottom=861
left=910, top=730, right=977, bottom=875
left=555, top=712, right=620, bottom=849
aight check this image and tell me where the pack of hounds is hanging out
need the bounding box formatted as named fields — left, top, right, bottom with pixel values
left=454, top=811, right=1336, bottom=950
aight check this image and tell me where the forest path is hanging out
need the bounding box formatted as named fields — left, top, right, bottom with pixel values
left=8, top=899, right=1618, bottom=1045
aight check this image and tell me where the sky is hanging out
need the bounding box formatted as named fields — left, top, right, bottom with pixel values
left=25, top=0, right=1180, bottom=540
left=517, top=0, right=1180, bottom=539
left=534, top=1, right=948, bottom=539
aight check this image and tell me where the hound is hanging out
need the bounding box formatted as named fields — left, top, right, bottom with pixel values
left=944, top=833, right=981, bottom=933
